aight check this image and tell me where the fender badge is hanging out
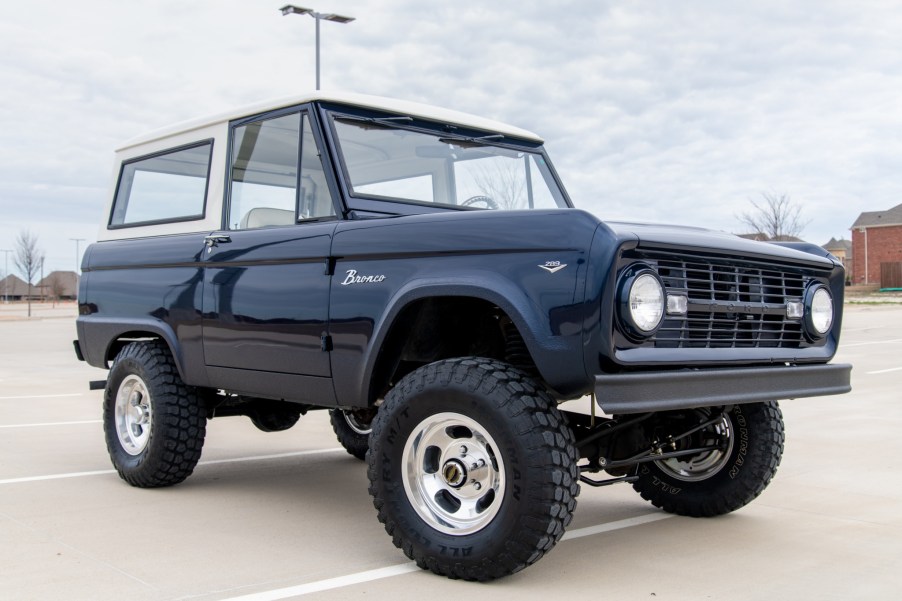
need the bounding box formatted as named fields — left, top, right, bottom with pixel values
left=341, top=269, right=386, bottom=285
left=538, top=261, right=567, bottom=274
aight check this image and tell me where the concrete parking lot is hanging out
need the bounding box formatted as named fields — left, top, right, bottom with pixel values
left=1, top=303, right=900, bottom=600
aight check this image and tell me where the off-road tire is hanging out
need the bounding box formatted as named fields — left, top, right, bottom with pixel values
left=103, top=340, right=207, bottom=488
left=367, top=357, right=580, bottom=581
left=329, top=408, right=373, bottom=461
left=632, top=402, right=784, bottom=517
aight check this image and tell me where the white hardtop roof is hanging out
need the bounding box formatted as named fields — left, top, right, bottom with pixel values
left=118, top=91, right=543, bottom=151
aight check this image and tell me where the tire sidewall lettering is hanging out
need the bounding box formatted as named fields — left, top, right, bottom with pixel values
left=370, top=366, right=556, bottom=559
left=728, top=407, right=749, bottom=480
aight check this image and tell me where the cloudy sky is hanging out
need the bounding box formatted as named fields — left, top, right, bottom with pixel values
left=1, top=0, right=900, bottom=275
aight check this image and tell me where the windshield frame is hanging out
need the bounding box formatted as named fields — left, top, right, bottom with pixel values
left=317, top=102, right=573, bottom=216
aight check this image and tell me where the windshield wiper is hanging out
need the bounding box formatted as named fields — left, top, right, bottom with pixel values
left=334, top=114, right=414, bottom=129
left=438, top=133, right=505, bottom=148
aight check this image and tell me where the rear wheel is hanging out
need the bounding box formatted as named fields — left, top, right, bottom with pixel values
left=103, top=340, right=207, bottom=488
left=632, top=402, right=784, bottom=517
left=329, top=408, right=374, bottom=461
left=368, top=357, right=579, bottom=581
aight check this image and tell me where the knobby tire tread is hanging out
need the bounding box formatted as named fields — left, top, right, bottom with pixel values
left=367, top=357, right=580, bottom=581
left=104, top=340, right=206, bottom=488
left=632, top=401, right=785, bottom=517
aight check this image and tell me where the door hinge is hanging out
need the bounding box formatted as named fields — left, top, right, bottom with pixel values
left=324, top=257, right=336, bottom=276
left=321, top=334, right=333, bottom=352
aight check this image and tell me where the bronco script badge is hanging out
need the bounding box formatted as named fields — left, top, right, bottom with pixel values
left=341, top=269, right=387, bottom=285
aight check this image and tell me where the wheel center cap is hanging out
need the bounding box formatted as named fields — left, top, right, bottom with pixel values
left=441, top=459, right=467, bottom=487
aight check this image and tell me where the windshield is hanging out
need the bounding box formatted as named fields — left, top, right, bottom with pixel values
left=330, top=114, right=569, bottom=210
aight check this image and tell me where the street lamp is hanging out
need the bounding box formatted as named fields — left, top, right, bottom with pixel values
left=70, top=238, right=85, bottom=274
left=280, top=5, right=355, bottom=90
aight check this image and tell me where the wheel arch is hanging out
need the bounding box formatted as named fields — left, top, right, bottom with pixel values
left=354, top=279, right=578, bottom=406
left=80, top=317, right=193, bottom=384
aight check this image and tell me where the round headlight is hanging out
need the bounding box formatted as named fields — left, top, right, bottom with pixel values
left=626, top=272, right=665, bottom=334
left=806, top=285, right=834, bottom=337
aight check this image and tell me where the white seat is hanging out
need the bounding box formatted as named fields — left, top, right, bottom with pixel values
left=239, top=207, right=295, bottom=229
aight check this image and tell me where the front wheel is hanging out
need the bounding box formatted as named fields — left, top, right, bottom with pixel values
left=103, top=340, right=207, bottom=488
left=367, top=358, right=579, bottom=581
left=632, top=402, right=785, bottom=517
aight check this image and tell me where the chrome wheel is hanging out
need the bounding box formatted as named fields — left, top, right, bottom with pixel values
left=402, top=412, right=505, bottom=536
left=343, top=410, right=372, bottom=435
left=655, top=412, right=734, bottom=482
left=115, top=374, right=153, bottom=456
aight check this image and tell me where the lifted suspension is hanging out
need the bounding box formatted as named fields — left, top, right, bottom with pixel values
left=570, top=408, right=731, bottom=488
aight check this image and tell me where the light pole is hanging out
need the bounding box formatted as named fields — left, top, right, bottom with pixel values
left=280, top=5, right=355, bottom=90
left=70, top=238, right=85, bottom=274
left=1, top=249, right=11, bottom=303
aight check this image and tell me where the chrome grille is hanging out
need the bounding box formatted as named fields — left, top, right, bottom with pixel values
left=645, top=253, right=808, bottom=349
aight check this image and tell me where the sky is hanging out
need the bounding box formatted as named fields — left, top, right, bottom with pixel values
left=1, top=0, right=901, bottom=277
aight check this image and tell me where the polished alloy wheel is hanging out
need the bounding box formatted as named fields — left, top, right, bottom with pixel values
left=115, top=374, right=153, bottom=456
left=654, top=412, right=734, bottom=482
left=343, top=410, right=373, bottom=435
left=402, top=412, right=505, bottom=535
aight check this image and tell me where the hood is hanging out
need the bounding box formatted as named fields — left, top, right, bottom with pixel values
left=606, top=220, right=838, bottom=268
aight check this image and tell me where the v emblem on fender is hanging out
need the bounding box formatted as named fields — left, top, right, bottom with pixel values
left=538, top=263, right=567, bottom=273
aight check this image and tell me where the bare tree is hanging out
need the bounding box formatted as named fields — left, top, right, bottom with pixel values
left=49, top=273, right=66, bottom=307
left=14, top=230, right=44, bottom=317
left=738, top=192, right=809, bottom=240
left=467, top=158, right=528, bottom=210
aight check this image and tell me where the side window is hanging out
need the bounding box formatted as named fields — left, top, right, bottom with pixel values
left=228, top=112, right=334, bottom=230
left=299, top=115, right=336, bottom=220
left=110, top=142, right=212, bottom=227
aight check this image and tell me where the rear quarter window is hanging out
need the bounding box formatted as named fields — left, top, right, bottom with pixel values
left=109, top=141, right=213, bottom=227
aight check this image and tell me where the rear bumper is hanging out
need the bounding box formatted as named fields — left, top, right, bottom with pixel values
left=594, top=363, right=852, bottom=414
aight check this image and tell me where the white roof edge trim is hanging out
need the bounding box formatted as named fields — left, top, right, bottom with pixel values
left=117, top=91, right=543, bottom=151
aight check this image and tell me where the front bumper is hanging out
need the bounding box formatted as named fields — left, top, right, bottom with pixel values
left=595, top=363, right=852, bottom=414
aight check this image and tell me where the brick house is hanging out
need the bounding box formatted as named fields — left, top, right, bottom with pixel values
left=851, top=202, right=902, bottom=287
left=822, top=237, right=853, bottom=282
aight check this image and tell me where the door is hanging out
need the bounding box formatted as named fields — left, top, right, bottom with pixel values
left=202, top=109, right=339, bottom=377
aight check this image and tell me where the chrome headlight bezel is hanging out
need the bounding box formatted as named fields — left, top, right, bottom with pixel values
left=804, top=283, right=834, bottom=339
left=618, top=267, right=666, bottom=339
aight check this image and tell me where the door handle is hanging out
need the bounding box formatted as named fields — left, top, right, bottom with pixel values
left=204, top=234, right=232, bottom=254
left=204, top=234, right=231, bottom=252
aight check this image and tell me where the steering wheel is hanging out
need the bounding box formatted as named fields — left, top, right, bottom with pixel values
left=461, top=195, right=499, bottom=210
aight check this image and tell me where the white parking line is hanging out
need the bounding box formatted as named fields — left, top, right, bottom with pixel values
left=867, top=366, right=902, bottom=375
left=0, top=420, right=102, bottom=429
left=0, top=448, right=345, bottom=485
left=219, top=513, right=675, bottom=600
left=561, top=512, right=674, bottom=540
left=842, top=338, right=902, bottom=348
left=221, top=564, right=421, bottom=601
left=0, top=393, right=83, bottom=400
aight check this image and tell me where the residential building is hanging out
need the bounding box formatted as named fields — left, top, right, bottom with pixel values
left=851, top=202, right=902, bottom=287
left=822, top=237, right=853, bottom=282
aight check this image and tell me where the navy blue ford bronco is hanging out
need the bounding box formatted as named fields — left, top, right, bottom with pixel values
left=74, top=92, right=851, bottom=581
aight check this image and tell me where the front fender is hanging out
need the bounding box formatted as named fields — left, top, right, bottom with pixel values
left=330, top=273, right=589, bottom=407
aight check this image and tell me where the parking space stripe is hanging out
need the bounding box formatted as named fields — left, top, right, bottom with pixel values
left=562, top=512, right=674, bottom=540
left=221, top=564, right=421, bottom=601
left=0, top=469, right=116, bottom=484
left=218, top=513, right=674, bottom=600
left=0, top=420, right=102, bottom=428
left=842, top=338, right=902, bottom=348
left=0, top=393, right=84, bottom=400
left=0, top=448, right=346, bottom=485
left=867, top=366, right=902, bottom=375
left=199, top=448, right=344, bottom=465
